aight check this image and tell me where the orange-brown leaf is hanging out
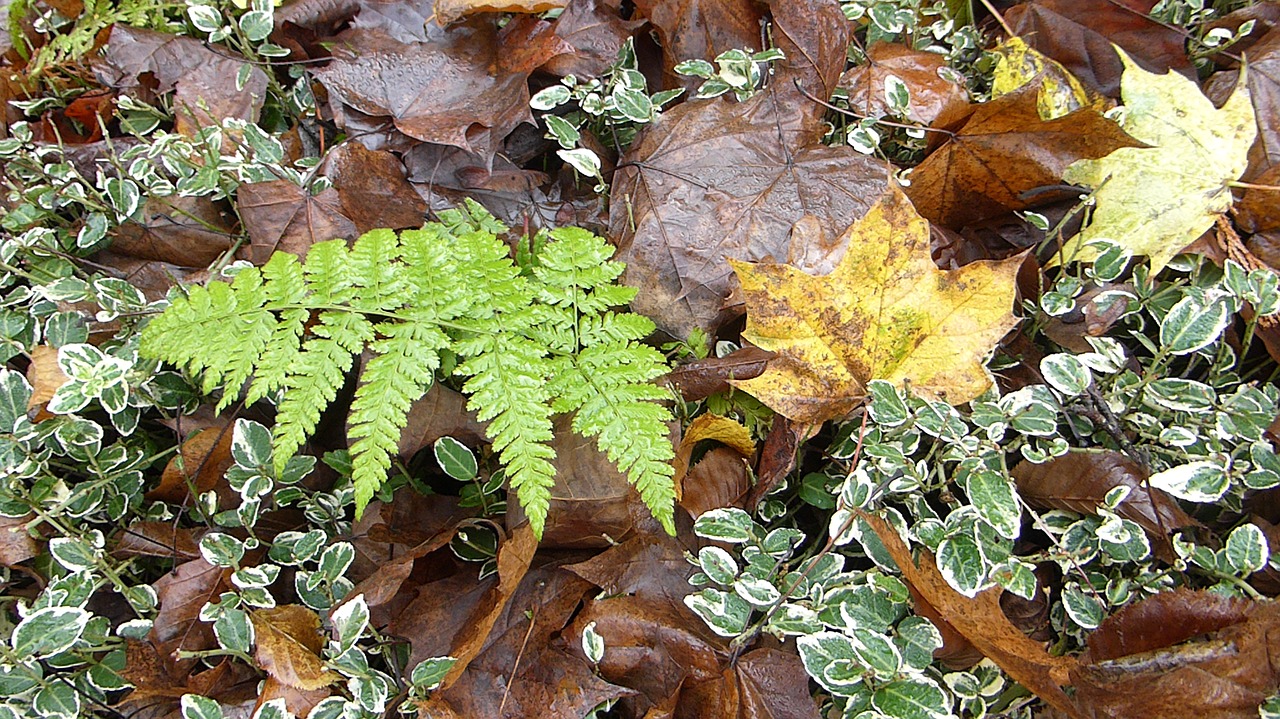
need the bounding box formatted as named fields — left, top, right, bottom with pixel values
left=251, top=605, right=341, bottom=691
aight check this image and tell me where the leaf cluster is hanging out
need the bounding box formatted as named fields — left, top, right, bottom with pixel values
left=140, top=201, right=677, bottom=537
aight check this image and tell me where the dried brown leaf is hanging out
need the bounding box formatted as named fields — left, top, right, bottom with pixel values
left=25, top=345, right=66, bottom=413
left=659, top=346, right=774, bottom=402
left=113, top=522, right=200, bottom=561
left=544, top=0, right=644, bottom=78
left=251, top=605, right=341, bottom=690
left=237, top=180, right=357, bottom=262
left=1074, top=589, right=1280, bottom=719
left=150, top=423, right=235, bottom=506
left=0, top=514, right=37, bottom=566
left=111, top=196, right=236, bottom=267
left=632, top=0, right=766, bottom=90
left=1012, top=451, right=1198, bottom=561
left=837, top=42, right=971, bottom=129
left=681, top=446, right=752, bottom=518
left=904, top=83, right=1143, bottom=228
left=435, top=0, right=567, bottom=25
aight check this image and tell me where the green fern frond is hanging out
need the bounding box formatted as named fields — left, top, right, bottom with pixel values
left=348, top=319, right=447, bottom=512
left=456, top=332, right=557, bottom=537
left=272, top=310, right=373, bottom=469
left=140, top=207, right=677, bottom=539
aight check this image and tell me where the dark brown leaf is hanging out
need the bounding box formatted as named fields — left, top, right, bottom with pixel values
left=544, top=0, right=645, bottom=78
left=149, top=422, right=236, bottom=506
left=149, top=559, right=231, bottom=670
left=904, top=83, right=1142, bottom=228
left=110, top=196, right=237, bottom=267
left=1005, top=0, right=1195, bottom=98
left=237, top=180, right=357, bottom=262
left=313, top=20, right=570, bottom=157
left=659, top=346, right=774, bottom=402
left=113, top=522, right=200, bottom=561
left=1012, top=451, right=1198, bottom=561
left=745, top=415, right=815, bottom=510
left=1074, top=589, right=1280, bottom=719
left=416, top=557, right=626, bottom=718
left=679, top=647, right=822, bottom=719
left=321, top=142, right=427, bottom=233
left=567, top=531, right=699, bottom=606
left=681, top=446, right=752, bottom=518
left=632, top=0, right=766, bottom=91
left=1207, top=26, right=1280, bottom=232
left=860, top=511, right=1082, bottom=718
left=94, top=26, right=269, bottom=133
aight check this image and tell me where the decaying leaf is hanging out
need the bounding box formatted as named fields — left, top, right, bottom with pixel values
left=237, top=180, right=357, bottom=262
left=904, top=81, right=1140, bottom=228
left=251, top=605, right=342, bottom=691
left=659, top=346, right=774, bottom=402
left=1074, top=589, right=1280, bottom=719
left=25, top=345, right=67, bottom=413
left=434, top=0, right=567, bottom=26
left=0, top=514, right=37, bottom=566
left=992, top=37, right=1107, bottom=120
left=860, top=511, right=1082, bottom=718
left=1053, top=48, right=1257, bottom=274
left=837, top=42, right=971, bottom=129
left=729, top=188, right=1022, bottom=424
left=632, top=0, right=766, bottom=90
left=1012, top=451, right=1198, bottom=561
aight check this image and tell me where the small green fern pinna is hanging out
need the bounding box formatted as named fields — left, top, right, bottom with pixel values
left=140, top=202, right=676, bottom=537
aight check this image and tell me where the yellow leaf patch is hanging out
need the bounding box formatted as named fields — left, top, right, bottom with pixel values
left=728, top=188, right=1022, bottom=424
left=1054, top=47, right=1257, bottom=274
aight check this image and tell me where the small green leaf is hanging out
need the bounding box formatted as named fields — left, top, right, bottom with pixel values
left=12, top=607, right=90, bottom=658
left=48, top=537, right=98, bottom=572
left=558, top=148, right=602, bottom=178
left=530, top=85, right=572, bottom=110
left=937, top=532, right=987, bottom=597
left=331, top=595, right=369, bottom=651
left=433, top=437, right=478, bottom=481
left=199, top=533, right=245, bottom=567
left=683, top=588, right=752, bottom=637
left=964, top=469, right=1021, bottom=540
left=1040, top=353, right=1091, bottom=396
left=1062, top=584, right=1105, bottom=629
left=867, top=379, right=910, bottom=426
left=1225, top=523, right=1268, bottom=574
left=238, top=10, right=273, bottom=41
left=733, top=575, right=781, bottom=607
left=871, top=677, right=950, bottom=719
left=410, top=657, right=456, bottom=692
left=1149, top=460, right=1229, bottom=502
left=213, top=609, right=254, bottom=654
left=894, top=616, right=943, bottom=672
left=181, top=694, right=225, bottom=719
left=698, top=546, right=739, bottom=585
left=851, top=628, right=902, bottom=679
left=232, top=419, right=274, bottom=468
left=693, top=508, right=756, bottom=543
left=581, top=621, right=605, bottom=664
left=1160, top=295, right=1231, bottom=355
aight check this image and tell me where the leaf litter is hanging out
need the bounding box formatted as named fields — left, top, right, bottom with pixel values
left=7, top=0, right=1280, bottom=717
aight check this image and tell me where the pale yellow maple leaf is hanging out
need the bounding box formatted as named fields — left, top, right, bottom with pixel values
left=728, top=188, right=1022, bottom=424
left=1054, top=48, right=1256, bottom=274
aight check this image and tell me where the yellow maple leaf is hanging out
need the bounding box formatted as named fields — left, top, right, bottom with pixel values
left=1053, top=47, right=1256, bottom=274
left=728, top=188, right=1022, bottom=424
left=992, top=37, right=1107, bottom=120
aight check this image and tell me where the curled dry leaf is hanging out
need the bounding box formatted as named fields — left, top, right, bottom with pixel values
left=1011, top=451, right=1197, bottom=561
left=680, top=446, right=752, bottom=519
left=1074, top=589, right=1280, bottom=719
left=25, top=345, right=67, bottom=414
left=729, top=188, right=1022, bottom=424
left=673, top=413, right=756, bottom=485
left=251, top=605, right=341, bottom=691
left=860, top=511, right=1082, bottom=718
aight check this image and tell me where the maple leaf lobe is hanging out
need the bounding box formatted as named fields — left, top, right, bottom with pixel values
left=730, top=188, right=1022, bottom=424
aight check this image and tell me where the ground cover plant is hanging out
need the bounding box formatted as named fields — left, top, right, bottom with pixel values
left=2, top=0, right=1280, bottom=718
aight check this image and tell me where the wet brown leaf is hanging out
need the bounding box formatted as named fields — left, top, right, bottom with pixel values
left=904, top=82, right=1142, bottom=228
left=321, top=142, right=427, bottom=234
left=237, top=180, right=357, bottom=262
left=860, top=511, right=1082, bottom=718
left=1012, top=451, right=1198, bottom=561
left=1074, top=589, right=1280, bottom=719
left=544, top=0, right=645, bottom=78
left=110, top=196, right=237, bottom=267
left=837, top=42, right=971, bottom=130
left=567, top=531, right=699, bottom=606
left=659, top=346, right=774, bottom=402
left=632, top=0, right=766, bottom=90
left=1005, top=0, right=1195, bottom=98
left=251, top=605, right=341, bottom=690
left=0, top=513, right=37, bottom=566
left=679, top=647, right=822, bottom=719
left=94, top=26, right=269, bottom=133
left=746, top=414, right=814, bottom=511
left=313, top=20, right=570, bottom=157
